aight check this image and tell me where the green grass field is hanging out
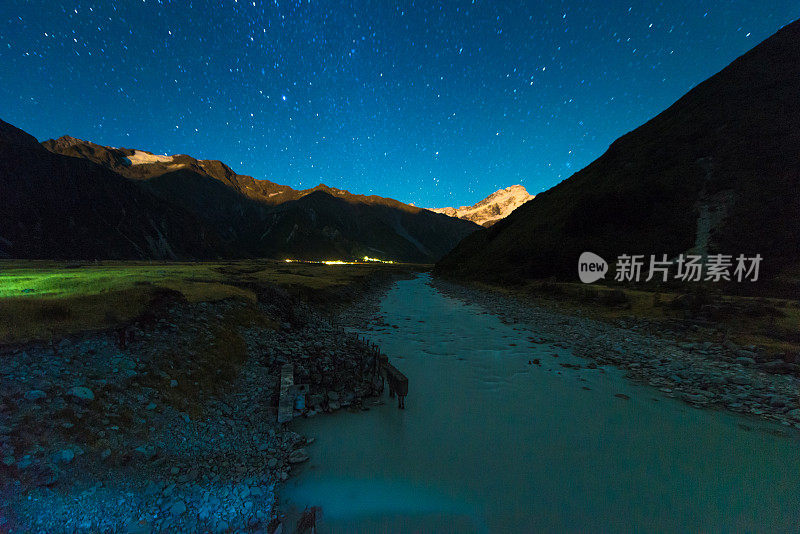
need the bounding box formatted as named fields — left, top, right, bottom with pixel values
left=0, top=260, right=425, bottom=344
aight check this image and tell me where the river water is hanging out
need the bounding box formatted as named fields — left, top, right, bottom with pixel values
left=281, top=275, right=800, bottom=532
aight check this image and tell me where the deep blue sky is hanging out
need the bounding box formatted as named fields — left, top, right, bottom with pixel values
left=1, top=1, right=798, bottom=207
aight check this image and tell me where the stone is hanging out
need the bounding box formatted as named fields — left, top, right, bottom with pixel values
left=288, top=448, right=309, bottom=464
left=734, top=357, right=756, bottom=366
left=170, top=379, right=178, bottom=388
left=59, top=449, right=75, bottom=464
left=134, top=445, right=156, bottom=460
left=170, top=501, right=187, bottom=517
left=24, top=390, right=47, bottom=401
left=145, top=402, right=157, bottom=411
left=124, top=520, right=151, bottom=534
left=327, top=391, right=339, bottom=402
left=16, top=456, right=33, bottom=470
left=66, top=386, right=95, bottom=403
left=35, top=465, right=59, bottom=487
left=767, top=396, right=787, bottom=408
left=328, top=401, right=341, bottom=411
left=681, top=393, right=708, bottom=404
left=267, top=457, right=278, bottom=469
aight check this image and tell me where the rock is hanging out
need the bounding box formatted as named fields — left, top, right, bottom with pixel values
left=327, top=391, right=339, bottom=402
left=59, top=449, right=75, bottom=464
left=735, top=357, right=756, bottom=366
left=767, top=396, right=787, bottom=408
left=308, top=394, right=325, bottom=408
left=760, top=360, right=799, bottom=374
left=145, top=402, right=157, bottom=411
left=24, top=390, right=47, bottom=402
left=729, top=375, right=751, bottom=386
left=66, top=386, right=94, bottom=403
left=267, top=457, right=278, bottom=469
left=681, top=393, right=708, bottom=404
left=170, top=501, right=187, bottom=517
left=16, top=456, right=33, bottom=470
left=101, top=449, right=112, bottom=460
left=124, top=520, right=151, bottom=534
left=788, top=409, right=800, bottom=421
left=328, top=400, right=341, bottom=411
left=143, top=481, right=162, bottom=497
left=134, top=445, right=156, bottom=460
left=288, top=449, right=309, bottom=464
left=34, top=465, right=59, bottom=487
left=170, top=379, right=178, bottom=388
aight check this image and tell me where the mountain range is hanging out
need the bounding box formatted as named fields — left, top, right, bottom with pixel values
left=436, top=19, right=800, bottom=287
left=427, top=185, right=534, bottom=227
left=0, top=123, right=478, bottom=262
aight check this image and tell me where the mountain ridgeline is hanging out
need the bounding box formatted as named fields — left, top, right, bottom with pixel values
left=0, top=123, right=478, bottom=262
left=436, top=19, right=800, bottom=286
left=427, top=185, right=534, bottom=227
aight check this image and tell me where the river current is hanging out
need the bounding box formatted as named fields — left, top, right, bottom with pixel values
left=281, top=275, right=800, bottom=532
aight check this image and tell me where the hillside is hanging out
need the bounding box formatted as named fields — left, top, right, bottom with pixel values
left=0, top=123, right=478, bottom=262
left=436, top=19, right=800, bottom=286
left=0, top=121, right=223, bottom=260
left=428, top=185, right=534, bottom=227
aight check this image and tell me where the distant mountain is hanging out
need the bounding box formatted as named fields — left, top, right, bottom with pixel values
left=428, top=185, right=534, bottom=227
left=436, top=19, right=800, bottom=286
left=0, top=121, right=221, bottom=260
left=1, top=122, right=478, bottom=262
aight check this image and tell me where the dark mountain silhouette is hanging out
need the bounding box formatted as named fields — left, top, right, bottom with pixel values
left=1, top=121, right=477, bottom=261
left=0, top=121, right=223, bottom=260
left=436, top=19, right=800, bottom=285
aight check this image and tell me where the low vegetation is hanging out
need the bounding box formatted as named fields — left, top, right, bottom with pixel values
left=0, top=260, right=426, bottom=345
left=476, top=279, right=800, bottom=360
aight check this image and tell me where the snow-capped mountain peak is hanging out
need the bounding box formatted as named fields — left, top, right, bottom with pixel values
left=428, top=185, right=534, bottom=227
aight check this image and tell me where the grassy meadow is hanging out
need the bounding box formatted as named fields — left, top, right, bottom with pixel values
left=0, top=260, right=425, bottom=345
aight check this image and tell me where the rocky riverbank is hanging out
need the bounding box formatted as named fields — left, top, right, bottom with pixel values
left=431, top=278, right=800, bottom=433
left=0, top=279, right=392, bottom=533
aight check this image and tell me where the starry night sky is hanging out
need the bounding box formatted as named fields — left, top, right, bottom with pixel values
left=1, top=1, right=798, bottom=207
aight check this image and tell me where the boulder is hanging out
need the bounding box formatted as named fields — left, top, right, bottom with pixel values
left=66, top=386, right=94, bottom=403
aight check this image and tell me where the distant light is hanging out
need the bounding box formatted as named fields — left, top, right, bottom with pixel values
left=282, top=257, right=394, bottom=265
left=281, top=95, right=287, bottom=101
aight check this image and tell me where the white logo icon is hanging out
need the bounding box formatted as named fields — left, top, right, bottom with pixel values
left=578, top=252, right=608, bottom=283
